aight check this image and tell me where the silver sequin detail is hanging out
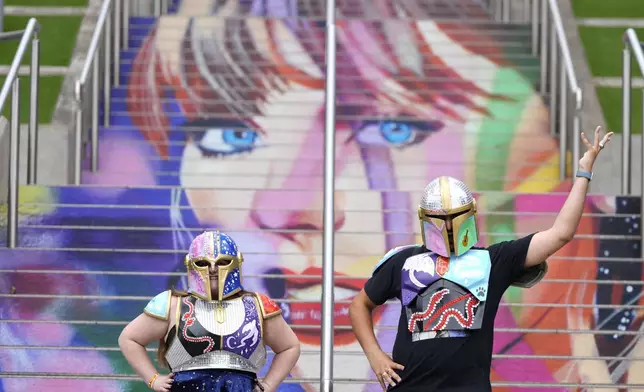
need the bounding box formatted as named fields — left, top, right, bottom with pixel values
left=419, top=177, right=474, bottom=211
left=195, top=298, right=245, bottom=335
left=412, top=330, right=469, bottom=341
left=165, top=296, right=267, bottom=373
left=171, top=350, right=261, bottom=374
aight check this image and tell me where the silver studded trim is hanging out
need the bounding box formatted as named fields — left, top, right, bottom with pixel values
left=172, top=350, right=260, bottom=374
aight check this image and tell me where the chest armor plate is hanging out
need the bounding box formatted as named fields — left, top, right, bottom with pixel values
left=401, top=250, right=491, bottom=339
left=165, top=295, right=266, bottom=373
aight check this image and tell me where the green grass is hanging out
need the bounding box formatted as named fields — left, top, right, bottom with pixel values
left=0, top=15, right=82, bottom=124
left=572, top=0, right=644, bottom=18
left=573, top=0, right=644, bottom=134
left=0, top=15, right=82, bottom=66
left=0, top=76, right=64, bottom=123
left=596, top=87, right=643, bottom=134
left=5, top=0, right=88, bottom=5
left=578, top=27, right=644, bottom=77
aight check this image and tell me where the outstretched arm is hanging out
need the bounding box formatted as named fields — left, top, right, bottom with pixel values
left=261, top=315, right=301, bottom=392
left=525, top=126, right=613, bottom=268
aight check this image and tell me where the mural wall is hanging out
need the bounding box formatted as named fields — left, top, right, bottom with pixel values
left=1, top=0, right=642, bottom=391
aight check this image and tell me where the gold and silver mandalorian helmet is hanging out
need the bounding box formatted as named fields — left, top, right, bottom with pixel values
left=418, top=176, right=478, bottom=257
left=185, top=231, right=243, bottom=301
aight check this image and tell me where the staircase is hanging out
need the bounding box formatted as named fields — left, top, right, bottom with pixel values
left=1, top=0, right=643, bottom=391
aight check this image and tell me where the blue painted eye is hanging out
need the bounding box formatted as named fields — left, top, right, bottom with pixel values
left=198, top=128, right=260, bottom=156
left=379, top=121, right=415, bottom=146
left=222, top=129, right=258, bottom=147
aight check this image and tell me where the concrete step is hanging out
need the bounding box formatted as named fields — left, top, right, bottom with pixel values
left=15, top=186, right=610, bottom=209
left=15, top=186, right=638, bottom=209
left=156, top=2, right=493, bottom=19
left=0, top=225, right=632, bottom=252
left=0, top=374, right=144, bottom=390
left=4, top=259, right=641, bottom=298
left=99, top=124, right=560, bottom=144
left=80, top=164, right=562, bottom=183
left=82, top=171, right=562, bottom=190
left=124, top=26, right=536, bottom=51
left=16, top=203, right=637, bottom=220
left=3, top=291, right=637, bottom=328
left=117, top=50, right=542, bottom=69
left=114, top=70, right=540, bottom=88
left=3, top=6, right=87, bottom=16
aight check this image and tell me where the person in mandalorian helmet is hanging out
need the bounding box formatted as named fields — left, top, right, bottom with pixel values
left=349, top=127, right=613, bottom=392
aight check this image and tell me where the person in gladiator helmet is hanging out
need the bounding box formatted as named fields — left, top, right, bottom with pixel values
left=349, top=128, right=613, bottom=391
left=119, top=231, right=300, bottom=392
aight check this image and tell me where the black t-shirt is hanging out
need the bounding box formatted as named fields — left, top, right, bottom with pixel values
left=364, top=234, right=535, bottom=392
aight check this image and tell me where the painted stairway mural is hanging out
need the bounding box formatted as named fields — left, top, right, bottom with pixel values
left=1, top=0, right=643, bottom=390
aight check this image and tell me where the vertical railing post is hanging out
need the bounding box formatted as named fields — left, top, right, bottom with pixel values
left=622, top=45, right=632, bottom=194
left=123, top=0, right=130, bottom=50
left=73, top=81, right=83, bottom=185
left=104, top=7, right=112, bottom=127
left=502, top=0, right=510, bottom=22
left=115, top=0, right=123, bottom=84
left=572, top=93, right=582, bottom=177
left=320, top=0, right=337, bottom=390
left=549, top=24, right=558, bottom=136
left=531, top=0, right=539, bottom=55
left=27, top=37, right=39, bottom=185
left=7, top=78, right=20, bottom=248
left=523, top=0, right=531, bottom=23
left=572, top=99, right=582, bottom=175
left=153, top=0, right=161, bottom=16
left=91, top=55, right=99, bottom=172
left=558, top=63, right=568, bottom=180
left=539, top=0, right=548, bottom=94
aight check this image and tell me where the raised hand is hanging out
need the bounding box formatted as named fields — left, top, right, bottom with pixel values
left=579, top=126, right=613, bottom=172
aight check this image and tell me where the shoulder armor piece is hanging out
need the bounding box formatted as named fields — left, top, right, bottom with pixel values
left=144, top=290, right=172, bottom=321
left=254, top=293, right=282, bottom=320
left=373, top=244, right=421, bottom=274
left=512, top=261, right=548, bottom=288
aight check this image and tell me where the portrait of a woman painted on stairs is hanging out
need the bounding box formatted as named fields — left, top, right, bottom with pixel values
left=1, top=0, right=642, bottom=391
left=118, top=0, right=644, bottom=389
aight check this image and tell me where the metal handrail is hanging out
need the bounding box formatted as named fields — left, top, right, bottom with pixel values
left=73, top=0, right=116, bottom=185
left=490, top=0, right=583, bottom=180
left=73, top=0, right=170, bottom=185
left=621, top=28, right=644, bottom=261
left=3, top=18, right=41, bottom=249
left=320, top=0, right=337, bottom=390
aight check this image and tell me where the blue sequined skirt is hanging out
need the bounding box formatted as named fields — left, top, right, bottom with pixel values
left=170, top=369, right=258, bottom=392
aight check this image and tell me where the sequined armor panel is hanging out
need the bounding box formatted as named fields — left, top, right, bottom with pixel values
left=401, top=249, right=491, bottom=341
left=165, top=294, right=266, bottom=374
left=406, top=280, right=486, bottom=336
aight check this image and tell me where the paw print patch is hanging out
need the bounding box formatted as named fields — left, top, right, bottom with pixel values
left=475, top=287, right=486, bottom=298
